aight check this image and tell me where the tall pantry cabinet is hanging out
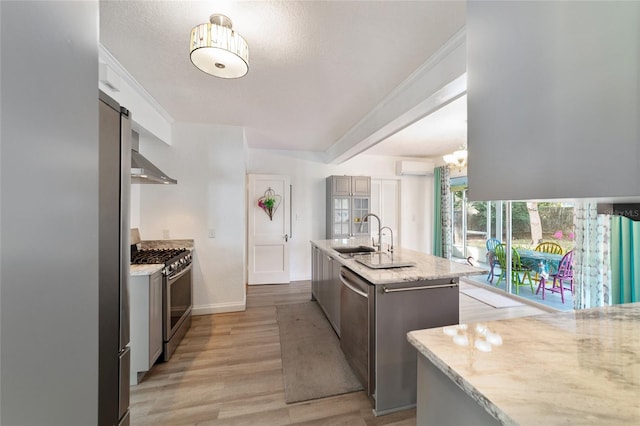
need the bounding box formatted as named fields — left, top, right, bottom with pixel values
left=326, top=175, right=371, bottom=239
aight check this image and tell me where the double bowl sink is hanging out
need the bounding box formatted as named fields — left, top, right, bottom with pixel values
left=332, top=246, right=416, bottom=269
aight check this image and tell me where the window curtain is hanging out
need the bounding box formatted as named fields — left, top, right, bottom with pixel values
left=573, top=202, right=611, bottom=309
left=610, top=215, right=640, bottom=304
left=432, top=166, right=451, bottom=258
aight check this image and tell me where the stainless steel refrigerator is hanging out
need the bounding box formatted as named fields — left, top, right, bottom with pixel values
left=99, top=91, right=131, bottom=426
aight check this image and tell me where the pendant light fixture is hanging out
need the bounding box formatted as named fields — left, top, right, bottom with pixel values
left=443, top=146, right=468, bottom=171
left=190, top=14, right=249, bottom=79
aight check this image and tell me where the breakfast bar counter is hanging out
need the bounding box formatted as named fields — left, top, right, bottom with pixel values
left=407, top=303, right=640, bottom=425
left=311, top=238, right=482, bottom=284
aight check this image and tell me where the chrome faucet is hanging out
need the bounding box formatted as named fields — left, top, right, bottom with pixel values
left=360, top=213, right=382, bottom=252
left=380, top=226, right=394, bottom=253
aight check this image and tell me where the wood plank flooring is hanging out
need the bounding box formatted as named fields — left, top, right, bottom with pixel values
left=130, top=280, right=545, bottom=425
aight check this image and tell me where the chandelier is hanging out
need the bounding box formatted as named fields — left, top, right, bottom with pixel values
left=443, top=147, right=468, bottom=170
left=190, top=14, right=249, bottom=79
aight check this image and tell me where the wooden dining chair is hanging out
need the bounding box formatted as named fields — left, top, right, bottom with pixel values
left=536, top=250, right=574, bottom=303
left=534, top=242, right=563, bottom=255
left=532, top=241, right=563, bottom=283
left=494, top=244, right=534, bottom=294
left=485, top=238, right=501, bottom=283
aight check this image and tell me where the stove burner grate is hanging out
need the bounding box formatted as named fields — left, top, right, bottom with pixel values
left=130, top=248, right=188, bottom=265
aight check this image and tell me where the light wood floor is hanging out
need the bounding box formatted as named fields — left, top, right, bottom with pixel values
left=130, top=280, right=545, bottom=426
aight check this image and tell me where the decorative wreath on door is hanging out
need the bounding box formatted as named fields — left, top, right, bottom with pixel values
left=257, top=187, right=281, bottom=221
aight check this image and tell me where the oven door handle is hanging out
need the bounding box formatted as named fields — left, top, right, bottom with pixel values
left=167, top=263, right=192, bottom=282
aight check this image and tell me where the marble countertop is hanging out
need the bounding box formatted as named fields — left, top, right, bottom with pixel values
left=138, top=239, right=194, bottom=250
left=130, top=264, right=164, bottom=276
left=311, top=239, right=483, bottom=285
left=407, top=303, right=640, bottom=425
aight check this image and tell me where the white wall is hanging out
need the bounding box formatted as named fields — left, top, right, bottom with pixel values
left=136, top=123, right=247, bottom=314
left=246, top=150, right=434, bottom=281
left=1, top=2, right=100, bottom=424
left=131, top=134, right=434, bottom=313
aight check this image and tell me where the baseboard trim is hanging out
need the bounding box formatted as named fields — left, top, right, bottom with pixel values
left=193, top=301, right=246, bottom=315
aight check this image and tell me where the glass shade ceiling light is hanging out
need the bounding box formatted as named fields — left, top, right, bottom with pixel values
left=443, top=147, right=468, bottom=170
left=190, top=14, right=249, bottom=79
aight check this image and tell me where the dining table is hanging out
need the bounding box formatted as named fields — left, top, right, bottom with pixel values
left=516, top=248, right=564, bottom=278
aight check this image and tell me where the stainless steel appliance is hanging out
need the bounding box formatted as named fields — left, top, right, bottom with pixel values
left=130, top=130, right=177, bottom=184
left=98, top=91, right=131, bottom=426
left=130, top=246, right=193, bottom=361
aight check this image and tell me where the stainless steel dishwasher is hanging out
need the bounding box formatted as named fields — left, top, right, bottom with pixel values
left=340, top=265, right=460, bottom=415
left=339, top=267, right=375, bottom=397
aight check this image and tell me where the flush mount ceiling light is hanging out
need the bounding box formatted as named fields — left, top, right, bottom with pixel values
left=190, top=14, right=249, bottom=79
left=443, top=147, right=468, bottom=170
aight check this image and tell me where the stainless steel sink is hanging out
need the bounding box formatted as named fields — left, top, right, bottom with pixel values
left=353, top=252, right=416, bottom=269
left=332, top=245, right=376, bottom=255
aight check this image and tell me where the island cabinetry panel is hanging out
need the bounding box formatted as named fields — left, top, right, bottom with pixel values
left=326, top=175, right=371, bottom=239
left=129, top=270, right=163, bottom=385
left=373, top=278, right=459, bottom=415
left=310, top=244, right=341, bottom=336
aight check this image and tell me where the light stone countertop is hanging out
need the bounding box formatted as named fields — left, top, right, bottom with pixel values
left=130, top=264, right=163, bottom=276
left=407, top=303, right=640, bottom=425
left=311, top=238, right=483, bottom=285
left=139, top=239, right=194, bottom=250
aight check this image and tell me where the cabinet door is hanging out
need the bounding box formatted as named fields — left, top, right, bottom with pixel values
left=351, top=176, right=371, bottom=196
left=331, top=175, right=352, bottom=196
left=148, top=271, right=163, bottom=366
left=329, top=258, right=341, bottom=336
left=311, top=245, right=320, bottom=300
left=318, top=254, right=332, bottom=317
left=330, top=197, right=351, bottom=238
left=352, top=197, right=370, bottom=236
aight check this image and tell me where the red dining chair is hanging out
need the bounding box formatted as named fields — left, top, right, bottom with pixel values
left=536, top=250, right=574, bottom=303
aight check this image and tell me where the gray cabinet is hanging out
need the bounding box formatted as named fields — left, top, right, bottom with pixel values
left=326, top=175, right=371, bottom=239
left=310, top=244, right=341, bottom=336
left=129, top=270, right=163, bottom=385
left=311, top=245, right=321, bottom=301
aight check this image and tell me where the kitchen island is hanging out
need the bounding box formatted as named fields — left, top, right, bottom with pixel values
left=407, top=303, right=640, bottom=425
left=311, top=238, right=482, bottom=415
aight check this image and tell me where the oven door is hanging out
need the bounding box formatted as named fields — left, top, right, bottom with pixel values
left=164, top=263, right=193, bottom=341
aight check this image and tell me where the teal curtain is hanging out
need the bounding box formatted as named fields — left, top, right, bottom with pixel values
left=611, top=215, right=640, bottom=304
left=432, top=167, right=443, bottom=256
left=432, top=166, right=451, bottom=258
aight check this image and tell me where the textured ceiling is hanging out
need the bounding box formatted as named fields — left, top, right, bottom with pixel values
left=100, top=1, right=466, bottom=158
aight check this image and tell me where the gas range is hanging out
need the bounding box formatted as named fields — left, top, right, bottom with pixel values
left=130, top=247, right=192, bottom=277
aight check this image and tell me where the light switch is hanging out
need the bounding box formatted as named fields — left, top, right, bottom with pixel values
left=162, top=229, right=170, bottom=239
left=208, top=229, right=216, bottom=238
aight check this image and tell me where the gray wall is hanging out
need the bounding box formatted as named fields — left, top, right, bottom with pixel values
left=467, top=1, right=640, bottom=201
left=1, top=2, right=99, bottom=424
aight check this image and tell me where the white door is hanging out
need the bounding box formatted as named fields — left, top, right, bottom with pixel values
left=248, top=174, right=290, bottom=285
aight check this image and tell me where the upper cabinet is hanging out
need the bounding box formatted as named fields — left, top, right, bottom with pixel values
left=467, top=2, right=640, bottom=201
left=326, top=176, right=371, bottom=239
left=331, top=175, right=371, bottom=197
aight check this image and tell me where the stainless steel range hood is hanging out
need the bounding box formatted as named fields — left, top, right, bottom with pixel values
left=131, top=131, right=177, bottom=184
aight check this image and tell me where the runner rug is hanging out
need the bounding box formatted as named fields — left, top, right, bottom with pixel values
left=276, top=301, right=363, bottom=403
